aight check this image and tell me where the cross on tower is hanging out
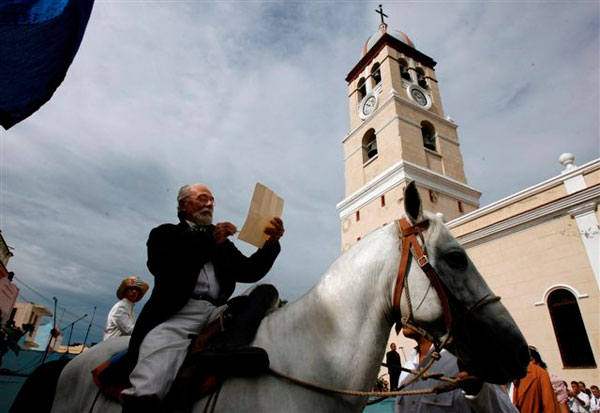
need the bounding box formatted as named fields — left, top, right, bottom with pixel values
left=375, top=4, right=388, bottom=30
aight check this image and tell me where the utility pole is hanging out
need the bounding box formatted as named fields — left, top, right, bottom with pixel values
left=41, top=296, right=58, bottom=365
left=82, top=305, right=96, bottom=351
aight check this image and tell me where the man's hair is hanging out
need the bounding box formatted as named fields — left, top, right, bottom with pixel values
left=529, top=346, right=547, bottom=369
left=591, top=385, right=599, bottom=391
left=571, top=381, right=579, bottom=385
left=579, top=381, right=586, bottom=387
left=177, top=184, right=194, bottom=211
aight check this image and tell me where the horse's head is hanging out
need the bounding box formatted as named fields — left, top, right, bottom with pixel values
left=397, top=181, right=529, bottom=384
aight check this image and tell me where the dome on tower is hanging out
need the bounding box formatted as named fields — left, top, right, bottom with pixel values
left=362, top=29, right=415, bottom=56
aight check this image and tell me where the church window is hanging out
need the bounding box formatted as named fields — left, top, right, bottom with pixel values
left=381, top=195, right=386, bottom=207
left=362, top=129, right=378, bottom=163
left=421, top=121, right=436, bottom=152
left=399, top=59, right=411, bottom=81
left=416, top=67, right=428, bottom=89
left=547, top=288, right=596, bottom=368
left=357, top=77, right=367, bottom=101
left=356, top=210, right=360, bottom=221
left=371, top=63, right=382, bottom=87
left=429, top=190, right=437, bottom=203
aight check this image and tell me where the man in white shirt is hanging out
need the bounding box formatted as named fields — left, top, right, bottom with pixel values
left=103, top=276, right=148, bottom=340
left=590, top=385, right=600, bottom=412
left=569, top=381, right=591, bottom=413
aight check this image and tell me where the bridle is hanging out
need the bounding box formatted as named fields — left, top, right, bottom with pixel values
left=392, top=217, right=500, bottom=348
left=268, top=216, right=503, bottom=403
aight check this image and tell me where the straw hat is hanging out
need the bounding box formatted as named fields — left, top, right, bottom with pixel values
left=116, top=276, right=149, bottom=302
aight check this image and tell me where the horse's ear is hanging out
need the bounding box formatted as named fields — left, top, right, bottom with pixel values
left=404, top=181, right=422, bottom=224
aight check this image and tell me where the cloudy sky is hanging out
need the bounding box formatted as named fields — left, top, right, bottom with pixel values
left=1, top=1, right=598, bottom=345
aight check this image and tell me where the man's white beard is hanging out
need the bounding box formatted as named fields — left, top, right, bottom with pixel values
left=191, top=208, right=213, bottom=226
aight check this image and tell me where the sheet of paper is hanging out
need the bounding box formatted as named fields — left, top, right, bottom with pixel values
left=238, top=183, right=284, bottom=248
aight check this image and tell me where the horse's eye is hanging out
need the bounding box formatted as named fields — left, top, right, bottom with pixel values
left=444, top=251, right=468, bottom=269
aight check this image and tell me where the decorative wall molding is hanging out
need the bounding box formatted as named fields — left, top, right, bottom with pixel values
left=452, top=184, right=600, bottom=248
left=534, top=283, right=589, bottom=306
left=336, top=160, right=481, bottom=219
left=448, top=159, right=600, bottom=228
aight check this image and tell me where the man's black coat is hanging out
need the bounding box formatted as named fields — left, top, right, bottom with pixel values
left=127, top=221, right=281, bottom=367
left=386, top=349, right=402, bottom=390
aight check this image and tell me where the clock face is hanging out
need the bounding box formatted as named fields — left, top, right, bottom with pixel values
left=410, top=88, right=428, bottom=106
left=362, top=96, right=376, bottom=115
left=359, top=93, right=378, bottom=119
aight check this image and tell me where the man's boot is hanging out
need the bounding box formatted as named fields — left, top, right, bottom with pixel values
left=121, top=394, right=163, bottom=413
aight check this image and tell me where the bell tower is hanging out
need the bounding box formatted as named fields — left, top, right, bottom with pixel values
left=337, top=9, right=481, bottom=251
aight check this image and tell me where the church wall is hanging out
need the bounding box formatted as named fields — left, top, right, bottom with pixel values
left=585, top=169, right=600, bottom=188
left=340, top=183, right=478, bottom=251
left=340, top=185, right=406, bottom=251
left=461, top=214, right=599, bottom=385
left=451, top=182, right=568, bottom=238
left=364, top=105, right=405, bottom=183
left=392, top=99, right=467, bottom=183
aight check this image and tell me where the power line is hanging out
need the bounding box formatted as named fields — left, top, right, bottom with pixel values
left=12, top=276, right=105, bottom=333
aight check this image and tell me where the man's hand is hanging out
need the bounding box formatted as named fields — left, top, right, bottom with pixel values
left=214, top=222, right=237, bottom=245
left=264, top=217, right=284, bottom=243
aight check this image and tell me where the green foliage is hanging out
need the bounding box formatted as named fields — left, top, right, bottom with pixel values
left=277, top=299, right=288, bottom=308
left=373, top=375, right=389, bottom=392
left=0, top=314, right=32, bottom=366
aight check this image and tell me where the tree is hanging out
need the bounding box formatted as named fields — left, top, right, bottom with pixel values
left=0, top=314, right=33, bottom=367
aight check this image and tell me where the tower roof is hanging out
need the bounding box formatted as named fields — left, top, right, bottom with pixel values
left=362, top=29, right=415, bottom=56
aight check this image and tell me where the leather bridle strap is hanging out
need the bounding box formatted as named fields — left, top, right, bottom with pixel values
left=393, top=218, right=452, bottom=332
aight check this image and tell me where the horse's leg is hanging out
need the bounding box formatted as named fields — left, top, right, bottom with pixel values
left=10, top=358, right=71, bottom=413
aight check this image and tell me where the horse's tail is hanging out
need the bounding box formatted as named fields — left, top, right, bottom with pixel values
left=10, top=358, right=71, bottom=413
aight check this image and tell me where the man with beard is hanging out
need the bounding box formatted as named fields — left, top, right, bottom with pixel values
left=395, top=326, right=517, bottom=413
left=120, top=183, right=284, bottom=411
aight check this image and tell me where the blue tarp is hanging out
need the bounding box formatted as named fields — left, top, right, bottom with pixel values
left=0, top=0, right=95, bottom=129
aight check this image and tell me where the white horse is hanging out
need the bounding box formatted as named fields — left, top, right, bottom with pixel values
left=42, top=182, right=528, bottom=412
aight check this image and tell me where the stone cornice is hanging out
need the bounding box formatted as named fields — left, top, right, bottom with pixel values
left=336, top=160, right=481, bottom=219
left=448, top=158, right=600, bottom=228
left=450, top=184, right=600, bottom=248
left=346, top=33, right=436, bottom=84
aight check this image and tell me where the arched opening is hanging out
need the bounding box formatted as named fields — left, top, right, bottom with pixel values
left=362, top=129, right=378, bottom=163
left=421, top=121, right=436, bottom=151
left=547, top=288, right=596, bottom=367
left=399, top=59, right=411, bottom=81
left=416, top=67, right=428, bottom=89
left=371, top=63, right=382, bottom=87
left=357, top=77, right=367, bottom=101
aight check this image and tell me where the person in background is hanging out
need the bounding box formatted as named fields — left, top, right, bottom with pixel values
left=580, top=382, right=592, bottom=398
left=589, top=385, right=600, bottom=412
left=550, top=376, right=569, bottom=413
left=511, top=346, right=561, bottom=412
left=395, top=326, right=517, bottom=412
left=386, top=342, right=402, bottom=391
left=568, top=381, right=590, bottom=413
left=103, top=276, right=149, bottom=340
